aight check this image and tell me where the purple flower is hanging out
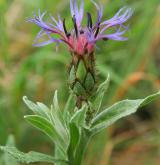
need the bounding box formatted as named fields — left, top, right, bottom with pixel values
left=28, top=0, right=133, bottom=56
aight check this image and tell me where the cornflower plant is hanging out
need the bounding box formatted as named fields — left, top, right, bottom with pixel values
left=0, top=0, right=160, bottom=165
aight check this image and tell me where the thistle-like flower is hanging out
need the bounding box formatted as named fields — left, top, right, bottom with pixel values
left=28, top=0, right=133, bottom=106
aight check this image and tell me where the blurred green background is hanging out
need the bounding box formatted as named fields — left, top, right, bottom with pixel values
left=0, top=0, right=160, bottom=164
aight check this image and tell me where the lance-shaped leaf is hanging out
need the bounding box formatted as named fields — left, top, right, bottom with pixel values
left=3, top=135, right=19, bottom=165
left=52, top=90, right=67, bottom=129
left=24, top=115, right=66, bottom=150
left=70, top=105, right=87, bottom=127
left=0, top=146, right=67, bottom=164
left=63, top=91, right=76, bottom=121
left=91, top=91, right=160, bottom=134
left=23, top=96, right=50, bottom=120
left=51, top=91, right=70, bottom=147
left=67, top=122, right=80, bottom=163
left=91, top=75, right=110, bottom=114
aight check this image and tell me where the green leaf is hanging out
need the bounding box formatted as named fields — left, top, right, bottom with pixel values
left=23, top=96, right=40, bottom=114
left=50, top=106, right=69, bottom=149
left=23, top=96, right=50, bottom=119
left=51, top=92, right=69, bottom=146
left=68, top=105, right=89, bottom=164
left=51, top=91, right=70, bottom=149
left=63, top=92, right=76, bottom=125
left=23, top=92, right=69, bottom=151
left=54, top=145, right=67, bottom=165
left=73, top=129, right=91, bottom=165
left=53, top=90, right=60, bottom=112
left=70, top=105, right=87, bottom=127
left=4, top=135, right=19, bottom=165
left=36, top=102, right=51, bottom=119
left=67, top=122, right=80, bottom=164
left=64, top=92, right=76, bottom=113
left=91, top=91, right=160, bottom=134
left=0, top=146, right=67, bottom=164
left=91, top=75, right=110, bottom=114
left=52, top=91, right=65, bottom=126
left=24, top=115, right=65, bottom=150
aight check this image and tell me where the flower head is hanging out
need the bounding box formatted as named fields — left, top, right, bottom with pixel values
left=28, top=0, right=133, bottom=56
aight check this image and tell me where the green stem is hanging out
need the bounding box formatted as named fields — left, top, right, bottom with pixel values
left=72, top=129, right=91, bottom=165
